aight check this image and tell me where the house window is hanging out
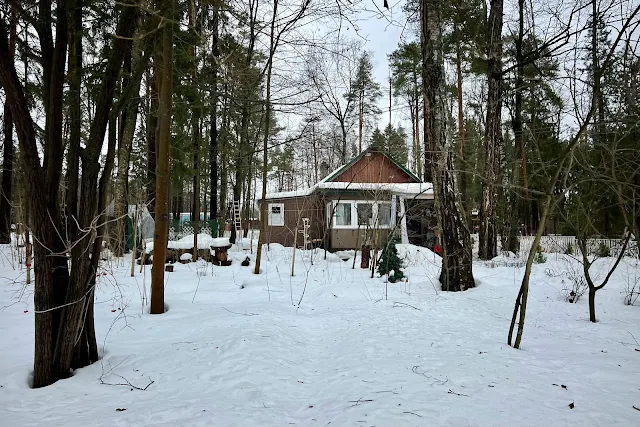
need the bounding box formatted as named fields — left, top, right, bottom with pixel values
left=377, top=202, right=392, bottom=227
left=334, top=202, right=352, bottom=227
left=357, top=203, right=373, bottom=226
left=268, top=203, right=284, bottom=226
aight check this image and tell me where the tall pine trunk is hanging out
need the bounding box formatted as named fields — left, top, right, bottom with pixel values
left=151, top=0, right=174, bottom=315
left=209, top=2, right=219, bottom=232
left=420, top=0, right=474, bottom=291
left=479, top=0, right=504, bottom=260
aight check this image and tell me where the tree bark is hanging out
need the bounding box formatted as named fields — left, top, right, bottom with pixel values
left=151, top=0, right=174, bottom=315
left=479, top=0, right=504, bottom=260
left=209, top=1, right=219, bottom=231
left=455, top=23, right=470, bottom=229
left=420, top=0, right=474, bottom=291
left=115, top=29, right=145, bottom=256
left=0, top=0, right=17, bottom=244
left=147, top=68, right=159, bottom=220
left=0, top=0, right=137, bottom=387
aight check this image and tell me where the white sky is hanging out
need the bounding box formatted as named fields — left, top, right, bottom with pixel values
left=349, top=0, right=415, bottom=130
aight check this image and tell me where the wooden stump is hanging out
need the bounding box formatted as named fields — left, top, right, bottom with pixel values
left=211, top=244, right=232, bottom=266
left=361, top=245, right=371, bottom=269
left=165, top=264, right=174, bottom=272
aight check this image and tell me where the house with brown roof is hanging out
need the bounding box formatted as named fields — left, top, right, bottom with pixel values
left=261, top=146, right=437, bottom=251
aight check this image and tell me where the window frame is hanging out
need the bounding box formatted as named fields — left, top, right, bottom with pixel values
left=331, top=199, right=394, bottom=229
left=333, top=201, right=353, bottom=228
left=267, top=203, right=285, bottom=226
left=376, top=202, right=392, bottom=228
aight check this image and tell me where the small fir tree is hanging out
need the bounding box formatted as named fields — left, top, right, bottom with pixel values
left=378, top=236, right=405, bottom=282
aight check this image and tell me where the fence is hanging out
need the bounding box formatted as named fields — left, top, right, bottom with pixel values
left=169, top=224, right=212, bottom=241
left=470, top=234, right=639, bottom=258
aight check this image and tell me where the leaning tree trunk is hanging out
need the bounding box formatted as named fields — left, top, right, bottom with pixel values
left=420, top=0, right=474, bottom=291
left=479, top=0, right=504, bottom=260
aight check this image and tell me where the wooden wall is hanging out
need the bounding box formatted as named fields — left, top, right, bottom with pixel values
left=262, top=195, right=326, bottom=248
left=333, top=151, right=415, bottom=184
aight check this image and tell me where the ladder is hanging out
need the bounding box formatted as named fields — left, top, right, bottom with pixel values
left=232, top=200, right=242, bottom=247
left=298, top=218, right=311, bottom=250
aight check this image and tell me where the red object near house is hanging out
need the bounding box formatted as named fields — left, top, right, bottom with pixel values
left=434, top=244, right=442, bottom=254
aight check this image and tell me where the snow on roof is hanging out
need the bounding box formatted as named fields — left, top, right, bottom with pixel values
left=265, top=181, right=434, bottom=200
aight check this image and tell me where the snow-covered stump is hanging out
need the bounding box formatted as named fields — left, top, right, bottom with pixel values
left=211, top=237, right=232, bottom=266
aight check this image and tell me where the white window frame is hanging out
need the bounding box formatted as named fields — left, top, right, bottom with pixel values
left=333, top=201, right=353, bottom=228
left=331, top=199, right=394, bottom=229
left=376, top=202, right=392, bottom=228
left=268, top=203, right=285, bottom=226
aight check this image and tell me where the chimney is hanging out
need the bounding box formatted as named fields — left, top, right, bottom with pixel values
left=319, top=162, right=329, bottom=181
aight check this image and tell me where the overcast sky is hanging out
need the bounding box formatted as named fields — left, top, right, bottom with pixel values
left=347, top=0, right=415, bottom=131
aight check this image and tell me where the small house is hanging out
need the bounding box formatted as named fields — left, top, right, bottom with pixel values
left=261, top=146, right=437, bottom=251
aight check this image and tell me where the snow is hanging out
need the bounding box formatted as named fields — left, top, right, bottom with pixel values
left=145, top=234, right=222, bottom=254
left=211, top=237, right=231, bottom=248
left=265, top=182, right=434, bottom=200
left=1, top=243, right=640, bottom=427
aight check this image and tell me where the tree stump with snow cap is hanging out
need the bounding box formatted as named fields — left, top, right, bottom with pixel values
left=211, top=237, right=232, bottom=266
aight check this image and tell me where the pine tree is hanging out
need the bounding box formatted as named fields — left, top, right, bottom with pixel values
left=389, top=41, right=422, bottom=174
left=370, top=124, right=409, bottom=165
left=348, top=52, right=382, bottom=154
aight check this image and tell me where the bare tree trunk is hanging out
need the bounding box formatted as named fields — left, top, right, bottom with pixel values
left=147, top=69, right=158, bottom=220
left=358, top=89, right=364, bottom=154
left=151, top=0, right=174, bottom=315
left=413, top=75, right=422, bottom=177
left=190, top=0, right=200, bottom=260
left=254, top=0, right=278, bottom=275
left=209, top=1, right=219, bottom=233
left=514, top=0, right=530, bottom=235
left=0, top=0, right=17, bottom=244
left=455, top=24, right=469, bottom=229
left=420, top=0, right=474, bottom=291
left=479, top=0, right=504, bottom=260
left=115, top=32, right=144, bottom=256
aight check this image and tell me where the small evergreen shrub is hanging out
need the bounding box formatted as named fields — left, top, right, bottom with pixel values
left=597, top=242, right=611, bottom=258
left=534, top=245, right=547, bottom=264
left=564, top=243, right=574, bottom=255
left=378, top=236, right=405, bottom=283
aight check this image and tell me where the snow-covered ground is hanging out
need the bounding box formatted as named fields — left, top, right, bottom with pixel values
left=1, top=241, right=639, bottom=426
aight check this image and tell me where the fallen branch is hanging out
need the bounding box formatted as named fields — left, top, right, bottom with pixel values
left=633, top=405, right=640, bottom=411
left=222, top=307, right=259, bottom=316
left=403, top=411, right=423, bottom=418
left=349, top=397, right=374, bottom=407
left=392, top=301, right=421, bottom=311
left=100, top=373, right=154, bottom=391
left=447, top=389, right=469, bottom=397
